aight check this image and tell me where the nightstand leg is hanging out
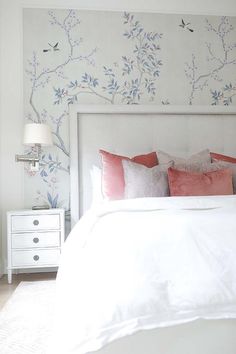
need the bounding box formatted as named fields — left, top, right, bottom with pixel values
left=7, top=269, right=12, bottom=284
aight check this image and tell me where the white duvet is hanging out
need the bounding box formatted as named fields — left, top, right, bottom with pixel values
left=49, top=196, right=236, bottom=354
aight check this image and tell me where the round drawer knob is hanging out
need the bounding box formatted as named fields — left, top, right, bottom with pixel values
left=33, top=255, right=39, bottom=261
left=33, top=237, right=39, bottom=244
left=33, top=219, right=39, bottom=226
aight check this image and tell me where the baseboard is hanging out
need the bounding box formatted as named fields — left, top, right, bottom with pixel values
left=2, top=267, right=58, bottom=275
left=18, top=267, right=58, bottom=274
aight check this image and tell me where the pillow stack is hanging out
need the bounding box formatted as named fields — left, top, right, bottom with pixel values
left=94, top=149, right=235, bottom=201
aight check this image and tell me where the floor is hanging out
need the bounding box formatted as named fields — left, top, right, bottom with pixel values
left=0, top=272, right=56, bottom=310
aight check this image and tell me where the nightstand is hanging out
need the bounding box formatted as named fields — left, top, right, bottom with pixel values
left=7, top=209, right=65, bottom=284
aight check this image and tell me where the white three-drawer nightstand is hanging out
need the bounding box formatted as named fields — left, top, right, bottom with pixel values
left=7, top=209, right=65, bottom=284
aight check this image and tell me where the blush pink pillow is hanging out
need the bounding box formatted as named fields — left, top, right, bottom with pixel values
left=210, top=152, right=236, bottom=163
left=99, top=150, right=158, bottom=200
left=168, top=167, right=233, bottom=196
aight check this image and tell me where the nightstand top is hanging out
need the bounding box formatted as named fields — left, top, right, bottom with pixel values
left=7, top=209, right=65, bottom=216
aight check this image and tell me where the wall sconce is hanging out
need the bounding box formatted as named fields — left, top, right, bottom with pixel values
left=15, top=123, right=53, bottom=171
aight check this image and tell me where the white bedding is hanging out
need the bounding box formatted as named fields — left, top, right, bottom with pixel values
left=49, top=196, right=236, bottom=354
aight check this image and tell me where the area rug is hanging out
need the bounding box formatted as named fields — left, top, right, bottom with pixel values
left=0, top=280, right=56, bottom=354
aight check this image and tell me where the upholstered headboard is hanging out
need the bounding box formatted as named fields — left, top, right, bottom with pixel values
left=69, top=104, right=236, bottom=226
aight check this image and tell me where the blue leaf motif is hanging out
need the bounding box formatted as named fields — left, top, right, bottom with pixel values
left=52, top=194, right=59, bottom=208
left=68, top=80, right=78, bottom=89
left=47, top=192, right=53, bottom=207
left=82, top=73, right=99, bottom=87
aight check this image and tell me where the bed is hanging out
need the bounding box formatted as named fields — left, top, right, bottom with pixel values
left=49, top=105, right=236, bottom=354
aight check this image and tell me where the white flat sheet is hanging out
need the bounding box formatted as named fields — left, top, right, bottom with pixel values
left=49, top=196, right=236, bottom=354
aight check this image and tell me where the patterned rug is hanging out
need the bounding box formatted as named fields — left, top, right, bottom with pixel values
left=0, top=280, right=56, bottom=354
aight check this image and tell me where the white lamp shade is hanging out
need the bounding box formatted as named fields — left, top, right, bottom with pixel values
left=23, top=123, right=53, bottom=146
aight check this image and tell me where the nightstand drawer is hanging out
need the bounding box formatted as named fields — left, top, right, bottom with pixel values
left=12, top=232, right=60, bottom=249
left=12, top=249, right=61, bottom=267
left=11, top=214, right=60, bottom=232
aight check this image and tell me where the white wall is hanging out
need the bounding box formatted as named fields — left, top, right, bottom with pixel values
left=0, top=0, right=236, bottom=275
left=0, top=0, right=25, bottom=275
left=0, top=5, right=2, bottom=277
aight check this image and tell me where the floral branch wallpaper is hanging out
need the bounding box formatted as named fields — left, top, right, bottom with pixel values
left=23, top=9, right=236, bottom=213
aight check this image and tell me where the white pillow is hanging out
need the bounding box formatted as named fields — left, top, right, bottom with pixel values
left=122, top=160, right=172, bottom=199
left=90, top=165, right=103, bottom=205
left=157, top=149, right=211, bottom=167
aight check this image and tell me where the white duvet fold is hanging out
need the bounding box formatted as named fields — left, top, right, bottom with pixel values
left=49, top=196, right=236, bottom=354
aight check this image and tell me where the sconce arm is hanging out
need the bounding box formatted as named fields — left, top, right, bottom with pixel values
left=15, top=154, right=39, bottom=163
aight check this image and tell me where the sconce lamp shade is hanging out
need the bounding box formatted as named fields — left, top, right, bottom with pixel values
left=23, top=123, right=53, bottom=146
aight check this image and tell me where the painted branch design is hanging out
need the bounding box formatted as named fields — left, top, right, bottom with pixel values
left=185, top=17, right=236, bottom=104
left=25, top=9, right=96, bottom=207
left=54, top=12, right=163, bottom=106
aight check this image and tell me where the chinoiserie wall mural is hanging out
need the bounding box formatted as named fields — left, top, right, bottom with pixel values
left=23, top=9, right=236, bottom=213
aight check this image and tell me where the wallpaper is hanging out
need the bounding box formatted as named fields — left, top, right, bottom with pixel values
left=23, top=9, right=236, bottom=212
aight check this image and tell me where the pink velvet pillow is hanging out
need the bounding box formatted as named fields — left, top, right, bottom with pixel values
left=99, top=150, right=158, bottom=200
left=168, top=167, right=233, bottom=196
left=210, top=152, right=236, bottom=163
